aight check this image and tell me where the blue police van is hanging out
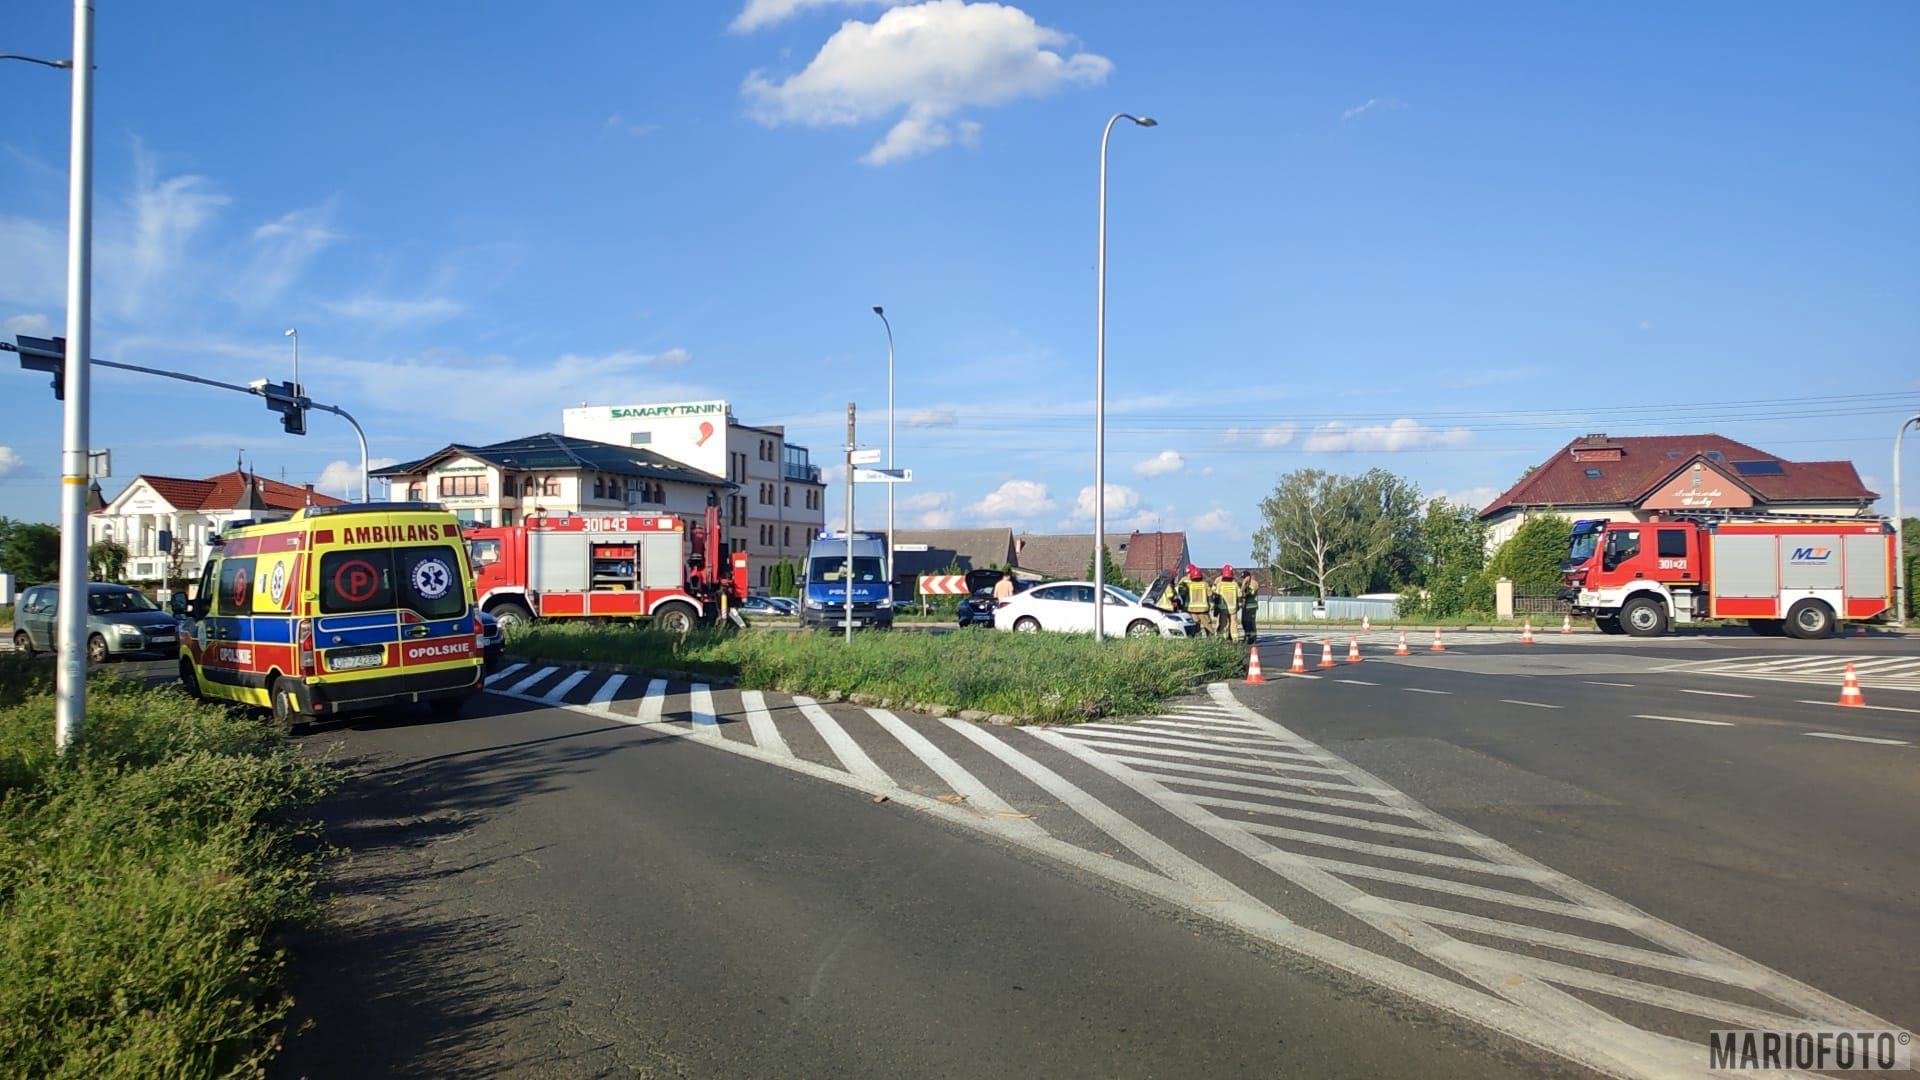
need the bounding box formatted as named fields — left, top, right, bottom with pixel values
left=801, top=531, right=893, bottom=630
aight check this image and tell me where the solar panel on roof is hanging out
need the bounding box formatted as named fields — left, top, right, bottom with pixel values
left=1731, top=459, right=1784, bottom=476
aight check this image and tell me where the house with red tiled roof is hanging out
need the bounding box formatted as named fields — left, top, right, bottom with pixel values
left=1479, top=433, right=1878, bottom=550
left=1011, top=530, right=1192, bottom=583
left=88, top=470, right=345, bottom=581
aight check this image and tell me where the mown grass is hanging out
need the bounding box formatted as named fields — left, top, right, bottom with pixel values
left=506, top=623, right=1246, bottom=722
left=0, top=653, right=333, bottom=1078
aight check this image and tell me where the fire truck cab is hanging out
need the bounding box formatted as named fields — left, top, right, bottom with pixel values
left=1562, top=517, right=1896, bottom=639
left=464, top=507, right=748, bottom=634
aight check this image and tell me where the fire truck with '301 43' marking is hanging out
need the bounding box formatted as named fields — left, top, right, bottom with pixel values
left=461, top=504, right=749, bottom=634
left=1558, top=515, right=1898, bottom=639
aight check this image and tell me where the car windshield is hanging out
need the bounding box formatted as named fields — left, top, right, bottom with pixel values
left=88, top=590, right=159, bottom=614
left=1103, top=586, right=1143, bottom=606
left=1567, top=530, right=1601, bottom=564
left=810, top=556, right=886, bottom=584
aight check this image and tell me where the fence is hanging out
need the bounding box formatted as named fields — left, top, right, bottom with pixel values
left=1514, top=592, right=1571, bottom=615
left=1255, top=595, right=1399, bottom=622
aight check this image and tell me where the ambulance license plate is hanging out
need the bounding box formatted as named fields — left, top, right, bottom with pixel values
left=327, top=648, right=385, bottom=672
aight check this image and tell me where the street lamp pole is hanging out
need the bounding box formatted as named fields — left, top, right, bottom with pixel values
left=284, top=327, right=298, bottom=393
left=1093, top=111, right=1156, bottom=643
left=872, top=306, right=894, bottom=587
left=1896, top=413, right=1918, bottom=629
left=52, top=0, right=96, bottom=751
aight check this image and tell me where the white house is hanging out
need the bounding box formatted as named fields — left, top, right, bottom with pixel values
left=89, top=470, right=344, bottom=582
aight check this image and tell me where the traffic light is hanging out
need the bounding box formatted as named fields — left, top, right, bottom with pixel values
left=7, top=335, right=67, bottom=400
left=256, top=379, right=308, bottom=435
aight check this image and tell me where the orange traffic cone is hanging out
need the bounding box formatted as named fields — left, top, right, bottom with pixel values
left=1561, top=614, right=1573, bottom=635
left=1246, top=644, right=1265, bottom=684
left=1838, top=663, right=1866, bottom=708
left=1362, top=614, right=1372, bottom=632
left=1520, top=619, right=1535, bottom=645
left=1290, top=642, right=1307, bottom=674
left=1395, top=630, right=1410, bottom=656
left=1430, top=629, right=1446, bottom=653
left=1347, top=637, right=1362, bottom=664
left=1319, top=640, right=1337, bottom=669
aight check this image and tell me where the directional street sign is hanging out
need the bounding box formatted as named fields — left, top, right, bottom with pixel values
left=849, top=448, right=883, bottom=465
left=853, top=467, right=912, bottom=484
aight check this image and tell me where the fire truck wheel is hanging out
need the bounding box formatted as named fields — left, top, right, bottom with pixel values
left=1783, top=600, right=1835, bottom=640
left=1620, top=597, right=1668, bottom=637
left=489, top=601, right=534, bottom=631
left=653, top=602, right=697, bottom=635
left=1594, top=615, right=1624, bottom=635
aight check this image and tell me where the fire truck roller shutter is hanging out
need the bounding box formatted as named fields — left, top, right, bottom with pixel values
left=641, top=533, right=681, bottom=589
left=1709, top=533, right=1781, bottom=619
left=1780, top=533, right=1843, bottom=592
left=1843, top=533, right=1890, bottom=619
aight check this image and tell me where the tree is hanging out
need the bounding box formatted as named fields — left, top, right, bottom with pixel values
left=88, top=539, right=129, bottom=583
left=767, top=558, right=800, bottom=598
left=1486, top=514, right=1572, bottom=593
left=1086, top=545, right=1139, bottom=591
left=1350, top=468, right=1424, bottom=593
left=1251, top=469, right=1410, bottom=601
left=0, top=518, right=61, bottom=586
left=1400, top=499, right=1490, bottom=617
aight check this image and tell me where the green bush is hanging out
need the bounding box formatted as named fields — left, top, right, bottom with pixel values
left=1486, top=514, right=1571, bottom=593
left=505, top=623, right=1245, bottom=722
left=0, top=654, right=333, bottom=1077
left=0, top=604, right=12, bottom=631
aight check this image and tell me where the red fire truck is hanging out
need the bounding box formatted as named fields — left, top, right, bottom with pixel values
left=462, top=507, right=748, bottom=633
left=1560, top=516, right=1897, bottom=639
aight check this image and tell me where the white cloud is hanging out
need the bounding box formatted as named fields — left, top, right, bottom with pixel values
left=1070, top=482, right=1141, bottom=521
left=317, top=457, right=399, bottom=499
left=4, top=313, right=52, bottom=337
left=1341, top=96, right=1405, bottom=122
left=1190, top=508, right=1234, bottom=534
left=236, top=201, right=342, bottom=306
left=324, top=295, right=464, bottom=326
left=967, top=478, right=1054, bottom=522
left=121, top=144, right=229, bottom=316
left=319, top=346, right=710, bottom=429
left=901, top=489, right=955, bottom=528
left=902, top=407, right=957, bottom=428
left=0, top=446, right=22, bottom=477
left=0, top=217, right=65, bottom=309
left=743, top=0, right=1112, bottom=165
left=604, top=114, right=663, bottom=137
left=1302, top=419, right=1470, bottom=453
left=1133, top=450, right=1185, bottom=477
left=820, top=463, right=849, bottom=485
left=1432, top=486, right=1502, bottom=511
left=732, top=0, right=897, bottom=31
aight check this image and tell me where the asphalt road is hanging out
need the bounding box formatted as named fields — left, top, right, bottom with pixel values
left=269, top=630, right=1917, bottom=1078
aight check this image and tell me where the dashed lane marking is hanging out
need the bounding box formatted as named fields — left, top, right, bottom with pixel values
left=1499, top=699, right=1562, bottom=710
left=1673, top=687, right=1751, bottom=699
left=1802, top=732, right=1911, bottom=746
left=1583, top=681, right=1634, bottom=688
left=1335, top=678, right=1378, bottom=686
left=1634, top=714, right=1735, bottom=728
left=1795, top=699, right=1920, bottom=716
left=1403, top=687, right=1450, bottom=695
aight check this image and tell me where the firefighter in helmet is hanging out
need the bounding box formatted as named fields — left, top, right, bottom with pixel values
left=1214, top=564, right=1241, bottom=641
left=1181, top=564, right=1212, bottom=635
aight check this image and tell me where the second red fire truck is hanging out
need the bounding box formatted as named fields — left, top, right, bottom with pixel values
left=463, top=506, right=748, bottom=633
left=1560, top=516, right=1897, bottom=639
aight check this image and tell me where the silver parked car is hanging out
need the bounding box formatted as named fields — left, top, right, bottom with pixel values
left=11, top=582, right=183, bottom=663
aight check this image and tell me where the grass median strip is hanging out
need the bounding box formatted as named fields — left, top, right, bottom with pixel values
left=504, top=623, right=1245, bottom=723
left=0, top=653, right=334, bottom=1077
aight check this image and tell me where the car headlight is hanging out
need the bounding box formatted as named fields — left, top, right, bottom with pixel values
left=112, top=623, right=141, bottom=636
left=804, top=597, right=826, bottom=609
left=876, top=597, right=893, bottom=609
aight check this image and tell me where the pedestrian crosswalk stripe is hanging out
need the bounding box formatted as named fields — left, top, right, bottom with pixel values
left=740, top=691, right=791, bottom=757
left=866, top=709, right=1045, bottom=838
left=689, top=684, right=721, bottom=738
left=483, top=662, right=526, bottom=687
left=542, top=669, right=591, bottom=704
left=587, top=673, right=627, bottom=714
left=636, top=678, right=667, bottom=724
left=794, top=696, right=893, bottom=786
left=506, top=665, right=557, bottom=695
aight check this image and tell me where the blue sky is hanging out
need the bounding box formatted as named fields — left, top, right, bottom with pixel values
left=3, top=1, right=1916, bottom=564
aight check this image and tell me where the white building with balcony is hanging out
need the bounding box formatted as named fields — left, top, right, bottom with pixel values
left=88, top=470, right=344, bottom=582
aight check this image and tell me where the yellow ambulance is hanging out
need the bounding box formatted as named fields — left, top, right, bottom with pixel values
left=172, top=502, right=484, bottom=726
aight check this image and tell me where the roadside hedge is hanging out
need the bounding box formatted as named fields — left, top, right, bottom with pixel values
left=505, top=623, right=1246, bottom=722
left=0, top=654, right=333, bottom=1077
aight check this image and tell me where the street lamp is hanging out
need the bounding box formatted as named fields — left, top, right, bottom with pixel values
left=1092, top=111, right=1156, bottom=642
left=872, top=306, right=894, bottom=587
left=1897, top=413, right=1919, bottom=629
left=283, top=327, right=298, bottom=393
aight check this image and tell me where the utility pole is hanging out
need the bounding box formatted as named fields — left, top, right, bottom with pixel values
left=845, top=402, right=856, bottom=645
left=1897, top=413, right=1918, bottom=629
left=54, top=0, right=96, bottom=751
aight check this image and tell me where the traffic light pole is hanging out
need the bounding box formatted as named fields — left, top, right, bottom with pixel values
left=53, top=0, right=95, bottom=752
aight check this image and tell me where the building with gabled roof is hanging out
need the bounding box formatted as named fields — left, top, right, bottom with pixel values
left=88, top=469, right=345, bottom=582
left=1011, top=530, right=1193, bottom=584
left=1479, top=433, right=1878, bottom=550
